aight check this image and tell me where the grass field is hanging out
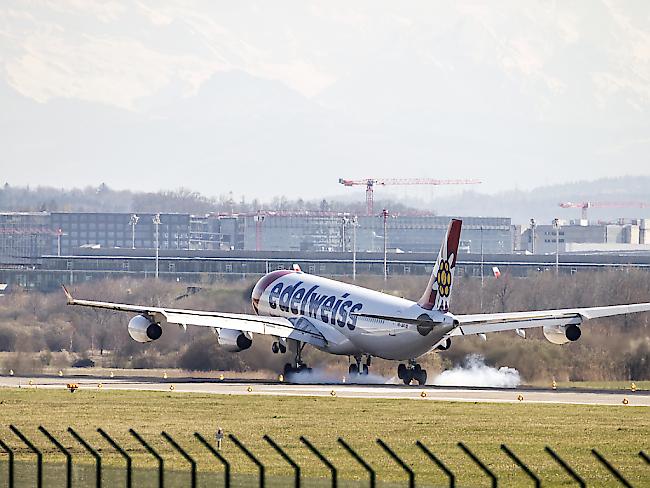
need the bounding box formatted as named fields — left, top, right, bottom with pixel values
left=0, top=388, right=648, bottom=487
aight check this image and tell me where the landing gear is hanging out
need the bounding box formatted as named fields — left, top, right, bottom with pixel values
left=272, top=339, right=287, bottom=354
left=348, top=355, right=371, bottom=378
left=397, top=361, right=427, bottom=385
left=283, top=341, right=311, bottom=376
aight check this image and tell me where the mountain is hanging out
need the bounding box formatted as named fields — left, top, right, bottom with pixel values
left=0, top=2, right=649, bottom=201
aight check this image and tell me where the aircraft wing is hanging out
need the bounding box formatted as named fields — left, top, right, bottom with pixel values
left=62, top=286, right=327, bottom=348
left=451, top=302, right=650, bottom=336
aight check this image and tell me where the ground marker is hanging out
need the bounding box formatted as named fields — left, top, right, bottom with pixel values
left=97, top=383, right=103, bottom=389
left=421, top=391, right=427, bottom=398
left=278, top=374, right=284, bottom=382
left=622, top=397, right=629, bottom=405
left=67, top=383, right=78, bottom=393
left=169, top=384, right=175, bottom=391
left=330, top=390, right=336, bottom=396
left=28, top=379, right=33, bottom=386
left=247, top=386, right=253, bottom=392
left=58, top=370, right=63, bottom=377
left=9, top=369, right=14, bottom=376
left=163, top=372, right=168, bottom=379
left=631, top=382, right=637, bottom=392
left=219, top=373, right=225, bottom=381
left=110, top=371, right=114, bottom=378
left=552, top=380, right=557, bottom=390
left=517, top=394, right=524, bottom=402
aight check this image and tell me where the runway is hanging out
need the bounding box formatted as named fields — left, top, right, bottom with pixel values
left=1, top=375, right=648, bottom=406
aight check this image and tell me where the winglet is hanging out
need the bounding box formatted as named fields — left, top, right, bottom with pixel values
left=61, top=284, right=74, bottom=304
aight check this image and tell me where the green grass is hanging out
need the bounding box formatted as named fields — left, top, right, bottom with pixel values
left=0, top=388, right=648, bottom=487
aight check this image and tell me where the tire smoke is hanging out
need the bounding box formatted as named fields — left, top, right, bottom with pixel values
left=433, top=354, right=521, bottom=388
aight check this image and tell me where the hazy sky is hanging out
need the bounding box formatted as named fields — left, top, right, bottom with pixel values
left=1, top=1, right=649, bottom=202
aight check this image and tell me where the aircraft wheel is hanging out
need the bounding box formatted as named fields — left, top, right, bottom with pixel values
left=416, top=369, right=427, bottom=386
left=349, top=363, right=359, bottom=375
left=283, top=363, right=294, bottom=376
left=362, top=364, right=369, bottom=375
left=397, top=363, right=407, bottom=379
left=402, top=370, right=413, bottom=385
left=272, top=342, right=279, bottom=354
left=414, top=364, right=422, bottom=374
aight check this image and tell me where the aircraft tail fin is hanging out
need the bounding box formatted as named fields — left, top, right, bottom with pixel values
left=417, top=219, right=462, bottom=311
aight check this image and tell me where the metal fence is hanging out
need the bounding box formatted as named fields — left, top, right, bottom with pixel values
left=0, top=425, right=647, bottom=487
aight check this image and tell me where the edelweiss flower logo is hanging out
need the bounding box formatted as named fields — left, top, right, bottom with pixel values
left=436, top=260, right=452, bottom=297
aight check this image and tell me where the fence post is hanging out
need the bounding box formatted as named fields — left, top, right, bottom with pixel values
left=458, top=442, right=497, bottom=488
left=500, top=444, right=539, bottom=488
left=0, top=436, right=15, bottom=488
left=263, top=435, right=300, bottom=488
left=162, top=432, right=196, bottom=488
left=300, top=436, right=337, bottom=488
left=97, top=428, right=132, bottom=488
left=39, top=426, right=72, bottom=488
left=416, top=441, right=455, bottom=488
left=9, top=425, right=42, bottom=488
left=338, top=438, right=375, bottom=488
left=129, top=429, right=163, bottom=488
left=194, top=432, right=230, bottom=488
left=68, top=427, right=101, bottom=488
left=545, top=446, right=585, bottom=488
left=377, top=438, right=414, bottom=488
left=591, top=449, right=632, bottom=488
left=228, top=434, right=265, bottom=488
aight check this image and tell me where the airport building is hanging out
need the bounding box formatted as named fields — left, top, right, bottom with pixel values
left=2, top=247, right=650, bottom=291
left=522, top=219, right=650, bottom=254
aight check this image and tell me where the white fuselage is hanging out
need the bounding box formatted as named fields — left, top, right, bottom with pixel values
left=251, top=270, right=456, bottom=360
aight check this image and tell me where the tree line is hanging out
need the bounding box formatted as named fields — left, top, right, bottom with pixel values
left=0, top=269, right=648, bottom=382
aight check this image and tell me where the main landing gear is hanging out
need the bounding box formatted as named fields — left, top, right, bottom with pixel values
left=349, top=355, right=371, bottom=376
left=282, top=341, right=312, bottom=376
left=397, top=361, right=427, bottom=385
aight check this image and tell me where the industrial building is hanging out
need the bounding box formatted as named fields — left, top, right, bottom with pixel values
left=0, top=212, right=514, bottom=258
left=522, top=219, right=650, bottom=254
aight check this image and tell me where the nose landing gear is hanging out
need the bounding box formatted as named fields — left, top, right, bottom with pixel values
left=349, top=355, right=371, bottom=376
left=397, top=361, right=427, bottom=385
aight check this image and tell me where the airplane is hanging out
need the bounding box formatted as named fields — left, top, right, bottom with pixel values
left=63, top=219, right=650, bottom=385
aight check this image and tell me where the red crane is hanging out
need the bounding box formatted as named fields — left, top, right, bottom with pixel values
left=559, top=201, right=650, bottom=221
left=338, top=178, right=482, bottom=216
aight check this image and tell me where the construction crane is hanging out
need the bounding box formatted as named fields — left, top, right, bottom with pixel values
left=338, top=178, right=482, bottom=216
left=559, top=201, right=650, bottom=221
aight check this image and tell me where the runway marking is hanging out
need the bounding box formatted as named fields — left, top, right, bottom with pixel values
left=1, top=377, right=648, bottom=406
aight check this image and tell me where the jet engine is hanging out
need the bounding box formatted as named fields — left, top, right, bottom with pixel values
left=543, top=323, right=581, bottom=345
left=217, top=329, right=253, bottom=352
left=128, top=314, right=163, bottom=343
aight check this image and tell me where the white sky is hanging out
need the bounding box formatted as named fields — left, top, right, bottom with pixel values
left=1, top=1, right=649, bottom=202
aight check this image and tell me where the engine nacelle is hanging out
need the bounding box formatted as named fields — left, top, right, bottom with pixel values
left=217, top=329, right=253, bottom=352
left=543, top=323, right=581, bottom=345
left=128, top=314, right=163, bottom=343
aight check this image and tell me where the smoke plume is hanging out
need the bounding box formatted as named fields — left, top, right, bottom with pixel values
left=433, top=354, right=521, bottom=388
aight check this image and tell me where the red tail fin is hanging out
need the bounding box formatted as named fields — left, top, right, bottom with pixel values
left=417, top=219, right=462, bottom=311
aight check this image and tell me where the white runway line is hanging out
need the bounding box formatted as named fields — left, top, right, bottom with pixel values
left=1, top=377, right=648, bottom=406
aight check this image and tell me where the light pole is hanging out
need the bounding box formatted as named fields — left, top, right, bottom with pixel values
left=530, top=218, right=536, bottom=254
left=130, top=214, right=139, bottom=249
left=153, top=213, right=161, bottom=278
left=481, top=226, right=484, bottom=312
left=341, top=216, right=348, bottom=252
left=351, top=216, right=358, bottom=281
left=382, top=209, right=389, bottom=281
left=553, top=218, right=560, bottom=276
